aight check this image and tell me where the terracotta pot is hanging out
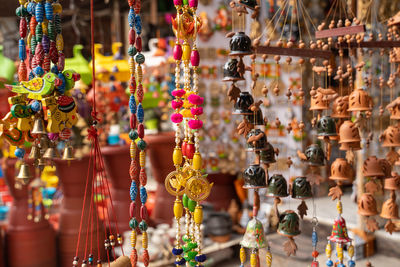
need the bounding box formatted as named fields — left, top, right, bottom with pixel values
left=55, top=157, right=105, bottom=267
left=101, top=145, right=140, bottom=234
left=205, top=173, right=237, bottom=211
left=144, top=132, right=175, bottom=225
left=3, top=158, right=56, bottom=267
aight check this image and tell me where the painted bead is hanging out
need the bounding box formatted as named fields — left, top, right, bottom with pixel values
left=187, top=199, right=196, bottom=212
left=250, top=253, right=257, bottom=267
left=35, top=23, right=43, bottom=42
left=129, top=29, right=136, bottom=45
left=56, top=34, right=63, bottom=51
left=137, top=104, right=144, bottom=123
left=192, top=153, right=202, bottom=170
left=129, top=95, right=137, bottom=113
left=240, top=247, right=246, bottom=263
left=136, top=65, right=143, bottom=82
left=16, top=6, right=28, bottom=17
left=134, top=1, right=141, bottom=13
left=134, top=53, right=145, bottom=64
left=30, top=16, right=37, bottom=35
left=42, top=35, right=50, bottom=53
left=128, top=45, right=137, bottom=57
left=137, top=139, right=146, bottom=150
left=44, top=2, right=53, bottom=20
left=19, top=18, right=27, bottom=38
left=140, top=186, right=147, bottom=204
left=54, top=14, right=61, bottom=34
left=326, top=259, right=333, bottom=267
left=173, top=200, right=183, bottom=219
left=130, top=249, right=137, bottom=266
left=128, top=8, right=135, bottom=28
left=336, top=244, right=343, bottom=260
left=173, top=148, right=183, bottom=166
left=140, top=204, right=148, bottom=220
left=18, top=61, right=27, bottom=81
left=142, top=232, right=148, bottom=249
left=130, top=180, right=137, bottom=201
left=136, top=83, right=143, bottom=102
left=129, top=75, right=136, bottom=94
left=348, top=260, right=355, bottom=267
left=130, top=140, right=137, bottom=158
left=129, top=217, right=138, bottom=229
left=312, top=250, right=319, bottom=258
left=312, top=231, right=318, bottom=247
left=128, top=0, right=135, bottom=7
left=173, top=44, right=182, bottom=60
left=35, top=2, right=44, bottom=22
left=348, top=245, right=354, bottom=258
left=58, top=52, right=65, bottom=71
left=139, top=150, right=145, bottom=168
left=182, top=43, right=191, bottom=62
left=137, top=123, right=144, bottom=139
left=190, top=49, right=200, bottom=66
left=325, top=243, right=331, bottom=257
left=52, top=3, right=62, bottom=14
left=129, top=129, right=138, bottom=140
left=266, top=251, right=272, bottom=267
left=48, top=20, right=55, bottom=40
left=142, top=249, right=149, bottom=267
left=27, top=2, right=36, bottom=15
left=194, top=205, right=203, bottom=224
left=129, top=201, right=136, bottom=217
left=134, top=15, right=142, bottom=35
left=19, top=39, right=26, bottom=61
left=135, top=36, right=142, bottom=52
left=138, top=220, right=148, bottom=231
left=49, top=41, right=58, bottom=63
left=14, top=148, right=25, bottom=158
left=185, top=143, right=195, bottom=159
left=130, top=114, right=137, bottom=129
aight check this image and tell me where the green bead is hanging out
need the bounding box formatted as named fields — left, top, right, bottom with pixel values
left=182, top=245, right=189, bottom=252
left=137, top=139, right=147, bottom=150
left=128, top=45, right=137, bottom=57
left=188, top=242, right=198, bottom=250
left=183, top=0, right=189, bottom=5
left=129, top=130, right=138, bottom=140
left=36, top=24, right=43, bottom=43
left=30, top=37, right=37, bottom=55
left=189, top=260, right=197, bottom=267
left=138, top=220, right=148, bottom=231
left=16, top=6, right=28, bottom=17
left=182, top=235, right=190, bottom=243
left=129, top=218, right=138, bottom=229
left=188, top=199, right=197, bottom=212
left=48, top=21, right=55, bottom=40
left=182, top=194, right=189, bottom=208
left=186, top=251, right=198, bottom=260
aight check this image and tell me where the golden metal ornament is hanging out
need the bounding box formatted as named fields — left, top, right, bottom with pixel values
left=16, top=162, right=31, bottom=185
left=28, top=145, right=40, bottom=159
left=43, top=146, right=59, bottom=160
left=32, top=116, right=46, bottom=134
left=184, top=175, right=213, bottom=202
left=172, top=10, right=202, bottom=40
left=62, top=145, right=75, bottom=161
left=165, top=170, right=189, bottom=196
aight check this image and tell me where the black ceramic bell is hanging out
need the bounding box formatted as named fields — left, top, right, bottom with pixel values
left=246, top=109, right=264, bottom=125
left=233, top=91, right=254, bottom=115
left=243, top=164, right=267, bottom=189
left=222, top=58, right=244, bottom=82
left=277, top=210, right=301, bottom=237
left=305, top=144, right=325, bottom=166
left=229, top=32, right=252, bottom=56
left=266, top=174, right=288, bottom=198
left=246, top=129, right=267, bottom=151
left=239, top=0, right=258, bottom=9
left=316, top=115, right=337, bottom=137
left=260, top=142, right=276, bottom=164
left=291, top=176, right=312, bottom=199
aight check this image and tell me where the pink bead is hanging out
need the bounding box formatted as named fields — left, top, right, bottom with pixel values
left=188, top=119, right=203, bottom=130
left=129, top=29, right=136, bottom=45
left=190, top=107, right=203, bottom=115
left=189, top=0, right=198, bottom=8
left=190, top=49, right=200, bottom=66
left=173, top=0, right=182, bottom=5
left=130, top=114, right=137, bottom=129
left=171, top=100, right=183, bottom=110
left=129, top=201, right=136, bottom=217
left=173, top=44, right=182, bottom=60
left=140, top=205, right=148, bottom=220
left=171, top=113, right=183, bottom=124
left=138, top=123, right=144, bottom=139
left=188, top=94, right=204, bottom=105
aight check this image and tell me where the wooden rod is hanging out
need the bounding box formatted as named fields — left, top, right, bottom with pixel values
left=336, top=41, right=400, bottom=48
left=255, top=46, right=333, bottom=59
left=315, top=25, right=366, bottom=39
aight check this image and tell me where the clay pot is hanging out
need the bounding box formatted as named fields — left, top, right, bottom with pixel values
left=205, top=173, right=237, bottom=211
left=339, top=120, right=361, bottom=143
left=332, top=96, right=350, bottom=118
left=384, top=174, right=400, bottom=190
left=348, top=88, right=373, bottom=112
left=317, top=115, right=337, bottom=139
left=358, top=193, right=378, bottom=216
left=101, top=145, right=140, bottom=233
left=363, top=156, right=385, bottom=178
left=380, top=196, right=399, bottom=219
left=233, top=92, right=254, bottom=115
left=243, top=164, right=267, bottom=189
left=329, top=158, right=354, bottom=182
left=381, top=125, right=400, bottom=147
left=229, top=32, right=252, bottom=56
left=246, top=129, right=267, bottom=151
left=310, top=91, right=329, bottom=111
left=55, top=157, right=105, bottom=267
left=222, top=58, right=244, bottom=82
left=3, top=158, right=56, bottom=267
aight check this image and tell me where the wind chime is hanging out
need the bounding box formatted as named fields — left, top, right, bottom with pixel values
left=126, top=0, right=150, bottom=266
left=166, top=1, right=213, bottom=266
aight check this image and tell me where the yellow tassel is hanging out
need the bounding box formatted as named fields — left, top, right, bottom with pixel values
left=174, top=199, right=183, bottom=219
left=194, top=205, right=203, bottom=224
left=142, top=232, right=148, bottom=249
left=266, top=250, right=272, bottom=267
left=139, top=150, right=145, bottom=168
left=130, top=141, right=137, bottom=159
left=173, top=147, right=183, bottom=166
left=325, top=243, right=332, bottom=257
left=192, top=153, right=202, bottom=170
left=56, top=34, right=64, bottom=51
left=348, top=244, right=354, bottom=258
left=336, top=243, right=343, bottom=261
left=250, top=252, right=257, bottom=267
left=239, top=247, right=246, bottom=263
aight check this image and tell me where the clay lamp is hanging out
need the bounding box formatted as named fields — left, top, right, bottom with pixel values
left=277, top=210, right=301, bottom=256
left=331, top=96, right=350, bottom=119
left=316, top=115, right=337, bottom=159
left=229, top=32, right=253, bottom=57
left=242, top=164, right=267, bottom=189
left=386, top=96, right=400, bottom=120
left=338, top=120, right=361, bottom=153
left=291, top=176, right=312, bottom=219
left=233, top=91, right=254, bottom=115
left=222, top=58, right=245, bottom=82
left=260, top=142, right=276, bottom=165
left=358, top=193, right=379, bottom=232
left=304, top=144, right=325, bottom=166
left=380, top=190, right=399, bottom=234
left=348, top=88, right=373, bottom=112
left=246, top=129, right=267, bottom=151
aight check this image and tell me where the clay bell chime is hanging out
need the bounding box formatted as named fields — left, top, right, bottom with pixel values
left=243, top=164, right=267, bottom=189
left=291, top=176, right=312, bottom=219
left=277, top=210, right=301, bottom=256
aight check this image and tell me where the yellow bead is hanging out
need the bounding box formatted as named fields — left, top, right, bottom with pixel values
left=336, top=244, right=343, bottom=260
left=266, top=251, right=272, bottom=267
left=130, top=141, right=137, bottom=159
left=136, top=65, right=143, bottom=83
left=173, top=148, right=183, bottom=166
left=348, top=244, right=354, bottom=258
left=42, top=21, right=48, bottom=35
left=174, top=199, right=183, bottom=219
left=142, top=232, right=148, bottom=249
left=129, top=57, right=135, bottom=74
left=182, top=43, right=191, bottom=62
left=139, top=150, right=146, bottom=168
left=19, top=0, right=27, bottom=5
left=250, top=252, right=257, bottom=267
left=194, top=205, right=203, bottom=224
left=131, top=230, right=137, bottom=247
left=325, top=243, right=332, bottom=257
left=27, top=33, right=32, bottom=49
left=52, top=3, right=62, bottom=13
left=239, top=247, right=246, bottom=263
left=337, top=200, right=342, bottom=214
left=192, top=153, right=202, bottom=170
left=56, top=34, right=64, bottom=51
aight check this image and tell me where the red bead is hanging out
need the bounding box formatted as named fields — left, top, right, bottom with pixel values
left=139, top=168, right=147, bottom=186
left=142, top=249, right=149, bottom=267
left=35, top=43, right=44, bottom=63
left=58, top=52, right=65, bottom=71
left=186, top=143, right=195, bottom=159
left=311, top=251, right=319, bottom=258
left=130, top=114, right=137, bottom=129
left=137, top=123, right=144, bottom=139
left=18, top=61, right=27, bottom=82
left=129, top=76, right=136, bottom=94
left=140, top=205, right=148, bottom=220
left=136, top=83, right=143, bottom=102
left=49, top=41, right=58, bottom=63
left=30, top=17, right=37, bottom=36
left=181, top=141, right=187, bottom=157
left=43, top=54, right=50, bottom=72
left=129, top=29, right=136, bottom=45
left=130, top=249, right=138, bottom=267
left=311, top=261, right=319, bottom=267
left=128, top=0, right=135, bottom=7
left=129, top=201, right=136, bottom=217
left=134, top=1, right=141, bottom=14
left=129, top=160, right=139, bottom=181
left=19, top=19, right=27, bottom=38
left=135, top=36, right=142, bottom=52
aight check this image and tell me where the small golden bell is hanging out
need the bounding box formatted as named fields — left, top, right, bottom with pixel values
left=16, top=163, right=31, bottom=185
left=28, top=145, right=40, bottom=160
left=62, top=145, right=75, bottom=161
left=32, top=117, right=46, bottom=135
left=43, top=147, right=59, bottom=160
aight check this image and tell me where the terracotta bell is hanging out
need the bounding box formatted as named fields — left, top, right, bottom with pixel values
left=240, top=218, right=268, bottom=249
left=386, top=97, right=400, bottom=120
left=381, top=125, right=400, bottom=147
left=358, top=193, right=378, bottom=216
left=246, top=129, right=267, bottom=151
left=238, top=0, right=258, bottom=9
left=332, top=96, right=350, bottom=118
left=243, top=164, right=267, bottom=189
left=277, top=210, right=301, bottom=237
left=380, top=196, right=399, bottom=220
left=379, top=159, right=392, bottom=178
left=229, top=32, right=252, bottom=56
left=266, top=174, right=288, bottom=198
left=291, top=176, right=312, bottom=199
left=384, top=174, right=400, bottom=190
left=316, top=115, right=337, bottom=138
left=339, top=141, right=361, bottom=151
left=310, top=91, right=329, bottom=111
left=260, top=142, right=276, bottom=164
left=348, top=88, right=373, bottom=112
left=328, top=217, right=351, bottom=243
left=223, top=58, right=245, bottom=82
left=329, top=158, right=354, bottom=182
left=233, top=91, right=254, bottom=115
left=246, top=109, right=264, bottom=125
left=32, top=116, right=46, bottom=134
left=304, top=144, right=325, bottom=166
left=338, top=120, right=361, bottom=143
left=363, top=156, right=385, bottom=177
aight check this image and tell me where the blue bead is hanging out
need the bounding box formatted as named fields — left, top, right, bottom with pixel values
left=348, top=260, right=355, bottom=267
left=28, top=71, right=35, bottom=80
left=338, top=264, right=345, bottom=267
left=51, top=65, right=59, bottom=74
left=130, top=180, right=137, bottom=201
left=312, top=231, right=318, bottom=247
left=134, top=15, right=142, bottom=35
left=137, top=103, right=144, bottom=123
left=128, top=45, right=137, bottom=57
left=326, top=259, right=333, bottom=267
left=30, top=101, right=41, bottom=112
left=19, top=39, right=26, bottom=61
left=129, top=95, right=137, bottom=113
left=35, top=3, right=44, bottom=23
left=33, top=66, right=44, bottom=77
left=140, top=186, right=147, bottom=204
left=134, top=53, right=145, bottom=64
left=14, top=148, right=25, bottom=159
left=172, top=248, right=183, bottom=255
left=195, top=254, right=206, bottom=262
left=128, top=8, right=135, bottom=28
left=56, top=73, right=66, bottom=93
left=44, top=2, right=53, bottom=20
left=27, top=2, right=36, bottom=14
left=175, top=258, right=186, bottom=265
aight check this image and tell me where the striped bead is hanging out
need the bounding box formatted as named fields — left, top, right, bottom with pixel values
left=19, top=39, right=26, bottom=61
left=44, top=2, right=53, bottom=20
left=142, top=232, right=148, bottom=249
left=19, top=18, right=27, bottom=38
left=56, top=34, right=63, bottom=51
left=54, top=14, right=61, bottom=34
left=139, top=150, right=145, bottom=167
left=136, top=65, right=142, bottom=82
left=35, top=2, right=44, bottom=23
left=35, top=23, right=43, bottom=42
left=266, top=250, right=272, bottom=267
left=30, top=16, right=37, bottom=35
left=130, top=141, right=137, bottom=159
left=18, top=61, right=27, bottom=81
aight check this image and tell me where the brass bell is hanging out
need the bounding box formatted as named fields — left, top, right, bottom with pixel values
left=62, top=145, right=75, bottom=161
left=16, top=163, right=31, bottom=185
left=43, top=146, right=59, bottom=160
left=32, top=117, right=46, bottom=135
left=38, top=157, right=47, bottom=170
left=28, top=145, right=40, bottom=160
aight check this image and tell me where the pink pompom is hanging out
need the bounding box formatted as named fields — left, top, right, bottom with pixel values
left=172, top=89, right=186, bottom=98
left=190, top=107, right=203, bottom=115
left=188, top=94, right=204, bottom=105
left=171, top=100, right=183, bottom=110
left=188, top=119, right=203, bottom=129
left=171, top=113, right=183, bottom=124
